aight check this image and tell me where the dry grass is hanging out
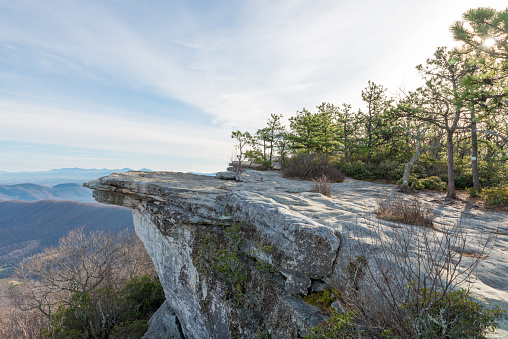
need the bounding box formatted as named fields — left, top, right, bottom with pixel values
left=376, top=196, right=434, bottom=228
left=459, top=250, right=487, bottom=260
left=310, top=175, right=333, bottom=196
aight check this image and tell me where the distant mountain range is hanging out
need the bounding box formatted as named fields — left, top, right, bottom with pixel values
left=0, top=200, right=134, bottom=277
left=0, top=168, right=147, bottom=278
left=0, top=183, right=95, bottom=203
left=0, top=167, right=152, bottom=186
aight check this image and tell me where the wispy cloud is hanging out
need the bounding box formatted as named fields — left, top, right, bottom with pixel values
left=0, top=100, right=230, bottom=158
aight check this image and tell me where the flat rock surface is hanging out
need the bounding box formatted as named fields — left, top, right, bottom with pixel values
left=86, top=170, right=508, bottom=338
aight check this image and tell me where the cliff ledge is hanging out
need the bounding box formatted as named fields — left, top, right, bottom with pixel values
left=85, top=170, right=508, bottom=339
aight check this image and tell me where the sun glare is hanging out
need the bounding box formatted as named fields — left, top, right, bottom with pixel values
left=483, top=38, right=496, bottom=48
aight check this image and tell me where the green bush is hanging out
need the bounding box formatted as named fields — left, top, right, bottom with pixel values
left=414, top=176, right=447, bottom=191
left=370, top=160, right=405, bottom=181
left=44, top=275, right=164, bottom=338
left=455, top=174, right=473, bottom=189
left=302, top=289, right=336, bottom=314
left=402, top=288, right=505, bottom=338
left=467, top=187, right=480, bottom=198
left=453, top=159, right=507, bottom=188
left=121, top=275, right=166, bottom=318
left=307, top=288, right=504, bottom=339
left=412, top=155, right=447, bottom=178
left=339, top=160, right=371, bottom=180
left=397, top=174, right=418, bottom=187
left=481, top=185, right=508, bottom=206
left=339, top=160, right=404, bottom=182
left=479, top=161, right=505, bottom=187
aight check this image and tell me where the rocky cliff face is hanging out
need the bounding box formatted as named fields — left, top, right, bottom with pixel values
left=85, top=170, right=508, bottom=339
left=85, top=170, right=341, bottom=338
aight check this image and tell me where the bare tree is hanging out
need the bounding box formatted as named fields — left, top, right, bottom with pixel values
left=10, top=228, right=153, bottom=321
left=231, top=130, right=252, bottom=174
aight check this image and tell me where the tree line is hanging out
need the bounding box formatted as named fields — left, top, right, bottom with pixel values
left=232, top=7, right=508, bottom=201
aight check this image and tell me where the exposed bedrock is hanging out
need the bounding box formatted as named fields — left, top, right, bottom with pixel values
left=85, top=171, right=342, bottom=338
left=85, top=170, right=508, bottom=339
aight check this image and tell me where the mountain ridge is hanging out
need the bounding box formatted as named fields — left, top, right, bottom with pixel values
left=0, top=183, right=94, bottom=202
left=0, top=168, right=153, bottom=186
left=0, top=199, right=134, bottom=275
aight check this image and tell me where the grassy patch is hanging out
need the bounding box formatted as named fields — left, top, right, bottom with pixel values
left=302, top=288, right=336, bottom=314
left=376, top=196, right=434, bottom=228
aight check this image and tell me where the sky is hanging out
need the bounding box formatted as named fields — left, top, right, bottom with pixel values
left=0, top=0, right=506, bottom=173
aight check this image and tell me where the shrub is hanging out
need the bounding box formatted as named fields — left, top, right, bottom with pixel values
left=328, top=213, right=499, bottom=338
left=467, top=187, right=480, bottom=198
left=370, top=160, right=405, bottom=181
left=413, top=176, right=446, bottom=191
left=45, top=274, right=164, bottom=339
left=412, top=155, right=447, bottom=178
left=120, top=275, right=166, bottom=318
left=310, top=175, right=333, bottom=196
left=455, top=174, right=474, bottom=189
left=481, top=185, right=508, bottom=206
left=339, top=160, right=371, bottom=180
left=397, top=174, right=418, bottom=187
left=245, top=150, right=273, bottom=170
left=305, top=311, right=360, bottom=339
left=306, top=288, right=504, bottom=339
left=376, top=196, right=434, bottom=228
left=302, top=288, right=336, bottom=314
left=402, top=287, right=505, bottom=338
left=479, top=160, right=505, bottom=187
left=283, top=153, right=345, bottom=182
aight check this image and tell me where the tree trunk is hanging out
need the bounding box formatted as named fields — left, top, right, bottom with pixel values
left=269, top=137, right=274, bottom=165
left=367, top=117, right=372, bottom=164
left=263, top=140, right=267, bottom=161
left=344, top=121, right=348, bottom=163
left=446, top=131, right=456, bottom=199
left=471, top=108, right=479, bottom=189
left=401, top=137, right=423, bottom=192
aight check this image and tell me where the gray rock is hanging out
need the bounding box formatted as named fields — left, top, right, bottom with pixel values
left=216, top=171, right=240, bottom=181
left=142, top=301, right=183, bottom=339
left=84, top=170, right=508, bottom=339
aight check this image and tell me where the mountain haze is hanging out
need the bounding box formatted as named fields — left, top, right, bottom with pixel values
left=0, top=183, right=94, bottom=203
left=0, top=200, right=134, bottom=276
left=0, top=168, right=152, bottom=186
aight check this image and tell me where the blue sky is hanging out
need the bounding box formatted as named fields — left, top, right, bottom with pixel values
left=0, top=0, right=506, bottom=172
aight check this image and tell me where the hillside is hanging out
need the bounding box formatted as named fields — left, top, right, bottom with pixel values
left=0, top=200, right=134, bottom=275
left=0, top=168, right=151, bottom=186
left=0, top=183, right=95, bottom=202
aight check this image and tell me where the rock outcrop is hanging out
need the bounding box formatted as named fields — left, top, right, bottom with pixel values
left=85, top=170, right=337, bottom=338
left=85, top=170, right=508, bottom=339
